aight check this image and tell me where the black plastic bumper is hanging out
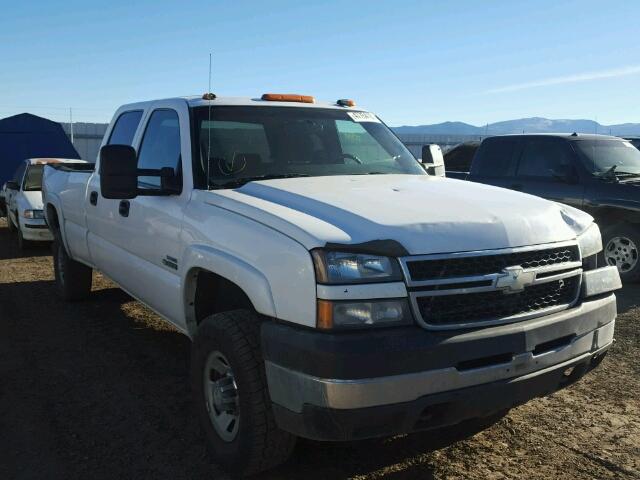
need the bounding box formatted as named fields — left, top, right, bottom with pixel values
left=261, top=294, right=616, bottom=380
left=272, top=348, right=607, bottom=441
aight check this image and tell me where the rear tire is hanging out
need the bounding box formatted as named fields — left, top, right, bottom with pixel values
left=602, top=223, right=640, bottom=283
left=52, top=236, right=92, bottom=300
left=7, top=212, right=16, bottom=232
left=191, top=310, right=296, bottom=476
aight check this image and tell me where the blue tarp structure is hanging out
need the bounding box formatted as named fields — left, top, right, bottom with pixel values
left=0, top=113, right=80, bottom=185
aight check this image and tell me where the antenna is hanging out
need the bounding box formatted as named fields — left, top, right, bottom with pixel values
left=207, top=53, right=212, bottom=190
left=69, top=107, right=74, bottom=144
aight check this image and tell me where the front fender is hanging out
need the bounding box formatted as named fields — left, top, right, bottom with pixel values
left=181, top=244, right=277, bottom=335
left=587, top=198, right=640, bottom=226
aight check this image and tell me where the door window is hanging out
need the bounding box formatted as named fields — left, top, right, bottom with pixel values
left=517, top=139, right=574, bottom=178
left=137, top=110, right=182, bottom=189
left=472, top=138, right=518, bottom=177
left=108, top=110, right=143, bottom=146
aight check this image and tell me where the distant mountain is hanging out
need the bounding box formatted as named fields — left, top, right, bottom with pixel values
left=393, top=121, right=481, bottom=135
left=393, top=117, right=640, bottom=136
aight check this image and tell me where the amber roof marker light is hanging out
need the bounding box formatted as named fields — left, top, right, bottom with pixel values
left=261, top=93, right=315, bottom=103
left=337, top=99, right=356, bottom=107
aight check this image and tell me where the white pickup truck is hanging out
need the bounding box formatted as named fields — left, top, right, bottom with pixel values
left=43, top=94, right=621, bottom=476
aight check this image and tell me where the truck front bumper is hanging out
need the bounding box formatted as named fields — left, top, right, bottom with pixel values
left=20, top=219, right=53, bottom=241
left=262, top=293, right=616, bottom=441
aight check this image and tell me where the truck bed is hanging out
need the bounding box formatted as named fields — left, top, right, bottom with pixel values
left=42, top=162, right=93, bottom=260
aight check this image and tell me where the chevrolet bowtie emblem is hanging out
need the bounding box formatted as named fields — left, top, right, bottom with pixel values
left=495, top=266, right=536, bottom=294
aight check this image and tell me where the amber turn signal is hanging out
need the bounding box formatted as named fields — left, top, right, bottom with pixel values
left=316, top=299, right=334, bottom=329
left=337, top=99, right=356, bottom=107
left=261, top=93, right=315, bottom=103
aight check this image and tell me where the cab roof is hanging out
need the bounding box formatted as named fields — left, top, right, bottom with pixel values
left=496, top=133, right=623, bottom=141
left=120, top=95, right=366, bottom=111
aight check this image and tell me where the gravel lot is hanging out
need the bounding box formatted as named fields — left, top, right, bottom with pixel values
left=0, top=217, right=638, bottom=480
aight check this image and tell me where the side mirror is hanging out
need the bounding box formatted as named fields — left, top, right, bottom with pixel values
left=420, top=144, right=446, bottom=177
left=6, top=180, right=19, bottom=190
left=100, top=145, right=138, bottom=199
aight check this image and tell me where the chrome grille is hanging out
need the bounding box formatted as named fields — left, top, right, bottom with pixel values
left=401, top=242, right=582, bottom=330
left=406, top=245, right=580, bottom=281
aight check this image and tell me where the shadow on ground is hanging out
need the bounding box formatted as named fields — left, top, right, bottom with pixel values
left=1, top=215, right=637, bottom=479
left=0, top=218, right=51, bottom=260
left=0, top=274, right=499, bottom=480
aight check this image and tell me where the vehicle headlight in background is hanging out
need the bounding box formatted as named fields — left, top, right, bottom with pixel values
left=311, top=250, right=403, bottom=284
left=317, top=299, right=412, bottom=329
left=23, top=209, right=44, bottom=219
left=577, top=223, right=602, bottom=259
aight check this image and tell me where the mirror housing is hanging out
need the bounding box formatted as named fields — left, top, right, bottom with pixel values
left=100, top=145, right=138, bottom=199
left=420, top=144, right=445, bottom=177
left=6, top=180, right=19, bottom=190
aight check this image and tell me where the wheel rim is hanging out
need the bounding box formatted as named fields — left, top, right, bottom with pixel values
left=203, top=350, right=240, bottom=442
left=605, top=235, right=639, bottom=274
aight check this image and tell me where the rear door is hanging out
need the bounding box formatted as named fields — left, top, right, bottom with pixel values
left=86, top=109, right=144, bottom=279
left=512, top=137, right=584, bottom=209
left=469, top=137, right=520, bottom=189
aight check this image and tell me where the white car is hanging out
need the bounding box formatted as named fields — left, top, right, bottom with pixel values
left=6, top=158, right=85, bottom=249
left=43, top=94, right=621, bottom=476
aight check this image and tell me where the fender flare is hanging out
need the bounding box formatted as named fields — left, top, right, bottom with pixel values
left=181, top=244, right=277, bottom=336
left=44, top=194, right=71, bottom=252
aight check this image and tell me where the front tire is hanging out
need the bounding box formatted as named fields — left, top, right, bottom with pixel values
left=52, top=236, right=93, bottom=300
left=17, top=227, right=32, bottom=251
left=191, top=310, right=296, bottom=476
left=602, top=223, right=640, bottom=282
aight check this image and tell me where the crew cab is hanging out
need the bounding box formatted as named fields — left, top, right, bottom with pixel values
left=5, top=158, right=84, bottom=249
left=447, top=134, right=640, bottom=282
left=43, top=95, right=621, bottom=476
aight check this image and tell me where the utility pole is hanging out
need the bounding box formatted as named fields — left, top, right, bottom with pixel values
left=69, top=107, right=74, bottom=144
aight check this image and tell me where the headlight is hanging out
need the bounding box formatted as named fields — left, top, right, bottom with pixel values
left=23, top=209, right=44, bottom=219
left=317, top=299, right=412, bottom=329
left=577, top=223, right=602, bottom=258
left=311, top=250, right=403, bottom=284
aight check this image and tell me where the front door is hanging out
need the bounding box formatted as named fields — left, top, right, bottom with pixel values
left=511, top=137, right=584, bottom=209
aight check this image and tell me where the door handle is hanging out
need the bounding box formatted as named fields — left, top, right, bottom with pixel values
left=509, top=184, right=523, bottom=191
left=89, top=191, right=98, bottom=206
left=119, top=200, right=130, bottom=217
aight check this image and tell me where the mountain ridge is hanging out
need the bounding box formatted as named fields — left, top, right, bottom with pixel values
left=392, top=117, right=640, bottom=136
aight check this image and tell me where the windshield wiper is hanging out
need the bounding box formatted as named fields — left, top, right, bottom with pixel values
left=594, top=165, right=640, bottom=182
left=210, top=173, right=310, bottom=189
left=595, top=165, right=619, bottom=182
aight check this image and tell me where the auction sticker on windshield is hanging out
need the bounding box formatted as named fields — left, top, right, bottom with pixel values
left=347, top=111, right=380, bottom=123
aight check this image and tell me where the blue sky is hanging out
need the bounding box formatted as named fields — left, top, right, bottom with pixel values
left=0, top=0, right=638, bottom=126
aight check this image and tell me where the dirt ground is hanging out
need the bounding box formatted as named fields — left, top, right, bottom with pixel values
left=0, top=217, right=638, bottom=480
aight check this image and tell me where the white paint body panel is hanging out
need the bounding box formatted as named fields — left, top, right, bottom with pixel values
left=213, top=174, right=592, bottom=254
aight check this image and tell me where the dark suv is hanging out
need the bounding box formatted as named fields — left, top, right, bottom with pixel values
left=462, top=134, right=640, bottom=281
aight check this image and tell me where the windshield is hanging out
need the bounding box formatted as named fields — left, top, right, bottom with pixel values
left=574, top=139, right=640, bottom=177
left=22, top=165, right=44, bottom=191
left=193, top=106, right=424, bottom=189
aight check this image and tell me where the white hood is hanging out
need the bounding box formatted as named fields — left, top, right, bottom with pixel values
left=206, top=175, right=592, bottom=255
